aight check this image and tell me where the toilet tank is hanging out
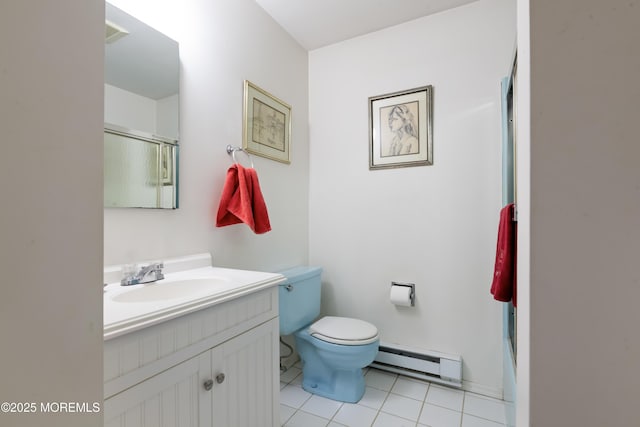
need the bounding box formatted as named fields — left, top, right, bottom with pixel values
left=278, top=266, right=322, bottom=335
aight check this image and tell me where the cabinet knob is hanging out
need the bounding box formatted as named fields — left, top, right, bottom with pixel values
left=216, top=373, right=225, bottom=384
left=203, top=379, right=214, bottom=391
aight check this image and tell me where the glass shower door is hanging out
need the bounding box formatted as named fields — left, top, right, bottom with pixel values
left=501, top=53, right=517, bottom=427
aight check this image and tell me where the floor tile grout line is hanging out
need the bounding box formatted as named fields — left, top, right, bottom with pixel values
left=380, top=378, right=430, bottom=425
left=458, top=389, right=465, bottom=427
left=370, top=369, right=401, bottom=426
left=460, top=391, right=467, bottom=427
left=370, top=376, right=394, bottom=427
left=461, top=390, right=508, bottom=425
left=281, top=368, right=507, bottom=427
left=379, top=406, right=425, bottom=425
left=415, top=387, right=430, bottom=427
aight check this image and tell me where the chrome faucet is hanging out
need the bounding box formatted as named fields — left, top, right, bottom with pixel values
left=121, top=262, right=165, bottom=286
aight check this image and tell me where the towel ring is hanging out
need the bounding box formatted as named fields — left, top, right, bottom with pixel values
left=226, top=145, right=254, bottom=168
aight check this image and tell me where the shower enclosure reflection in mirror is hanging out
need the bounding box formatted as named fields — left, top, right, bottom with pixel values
left=104, top=2, right=179, bottom=208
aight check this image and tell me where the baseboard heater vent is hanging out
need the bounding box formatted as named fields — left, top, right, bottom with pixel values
left=370, top=342, right=462, bottom=388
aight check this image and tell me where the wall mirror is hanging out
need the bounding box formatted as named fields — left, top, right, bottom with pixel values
left=104, top=2, right=179, bottom=209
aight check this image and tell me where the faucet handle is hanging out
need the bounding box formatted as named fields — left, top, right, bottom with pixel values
left=144, top=262, right=163, bottom=271
left=152, top=262, right=164, bottom=278
left=121, top=276, right=139, bottom=286
left=120, top=263, right=139, bottom=286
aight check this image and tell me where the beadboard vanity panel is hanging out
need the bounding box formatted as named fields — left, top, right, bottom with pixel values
left=104, top=286, right=278, bottom=398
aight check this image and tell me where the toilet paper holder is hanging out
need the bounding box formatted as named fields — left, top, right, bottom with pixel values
left=391, top=282, right=415, bottom=306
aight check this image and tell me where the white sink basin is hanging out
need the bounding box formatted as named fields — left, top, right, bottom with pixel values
left=112, top=277, right=232, bottom=303
left=103, top=258, right=286, bottom=340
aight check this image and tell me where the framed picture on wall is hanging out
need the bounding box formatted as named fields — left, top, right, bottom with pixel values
left=243, top=80, right=291, bottom=164
left=369, top=85, right=433, bottom=170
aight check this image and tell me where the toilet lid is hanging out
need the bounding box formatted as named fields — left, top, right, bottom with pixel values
left=309, top=316, right=379, bottom=345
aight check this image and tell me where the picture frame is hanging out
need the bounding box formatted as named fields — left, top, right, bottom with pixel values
left=369, top=85, right=433, bottom=170
left=243, top=80, right=291, bottom=164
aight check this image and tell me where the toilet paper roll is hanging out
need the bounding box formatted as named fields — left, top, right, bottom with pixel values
left=390, top=285, right=413, bottom=307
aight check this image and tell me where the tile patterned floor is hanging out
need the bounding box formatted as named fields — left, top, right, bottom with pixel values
left=280, top=365, right=507, bottom=427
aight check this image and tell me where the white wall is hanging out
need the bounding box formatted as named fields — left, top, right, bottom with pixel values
left=308, top=0, right=516, bottom=396
left=105, top=85, right=179, bottom=139
left=0, top=1, right=104, bottom=426
left=523, top=0, right=640, bottom=425
left=157, top=94, right=179, bottom=139
left=104, top=0, right=309, bottom=272
left=105, top=84, right=157, bottom=133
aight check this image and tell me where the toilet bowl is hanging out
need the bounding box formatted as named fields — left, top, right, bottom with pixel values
left=278, top=267, right=379, bottom=403
left=294, top=316, right=378, bottom=402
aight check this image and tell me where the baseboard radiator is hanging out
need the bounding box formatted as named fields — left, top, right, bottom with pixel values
left=370, top=342, right=462, bottom=388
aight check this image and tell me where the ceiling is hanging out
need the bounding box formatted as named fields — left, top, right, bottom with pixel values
left=104, top=1, right=480, bottom=98
left=254, top=0, right=480, bottom=50
left=105, top=3, right=179, bottom=100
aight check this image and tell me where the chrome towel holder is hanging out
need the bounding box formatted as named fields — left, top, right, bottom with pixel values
left=226, top=145, right=254, bottom=168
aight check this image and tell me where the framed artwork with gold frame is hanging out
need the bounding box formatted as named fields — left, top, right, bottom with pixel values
left=243, top=80, right=291, bottom=164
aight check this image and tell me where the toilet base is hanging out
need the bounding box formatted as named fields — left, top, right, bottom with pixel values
left=294, top=328, right=379, bottom=403
left=300, top=366, right=366, bottom=403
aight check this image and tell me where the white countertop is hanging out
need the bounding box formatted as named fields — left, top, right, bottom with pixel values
left=104, top=262, right=284, bottom=340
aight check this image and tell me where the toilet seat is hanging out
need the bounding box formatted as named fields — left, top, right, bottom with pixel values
left=309, top=316, right=379, bottom=345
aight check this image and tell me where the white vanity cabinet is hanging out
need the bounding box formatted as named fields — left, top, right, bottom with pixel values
left=103, top=285, right=280, bottom=427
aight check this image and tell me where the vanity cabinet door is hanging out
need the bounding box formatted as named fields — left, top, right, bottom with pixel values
left=209, top=318, right=280, bottom=427
left=104, top=352, right=210, bottom=427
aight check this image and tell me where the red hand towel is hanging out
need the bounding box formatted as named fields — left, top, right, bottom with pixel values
left=490, top=203, right=517, bottom=307
left=215, top=164, right=271, bottom=234
left=242, top=167, right=271, bottom=234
